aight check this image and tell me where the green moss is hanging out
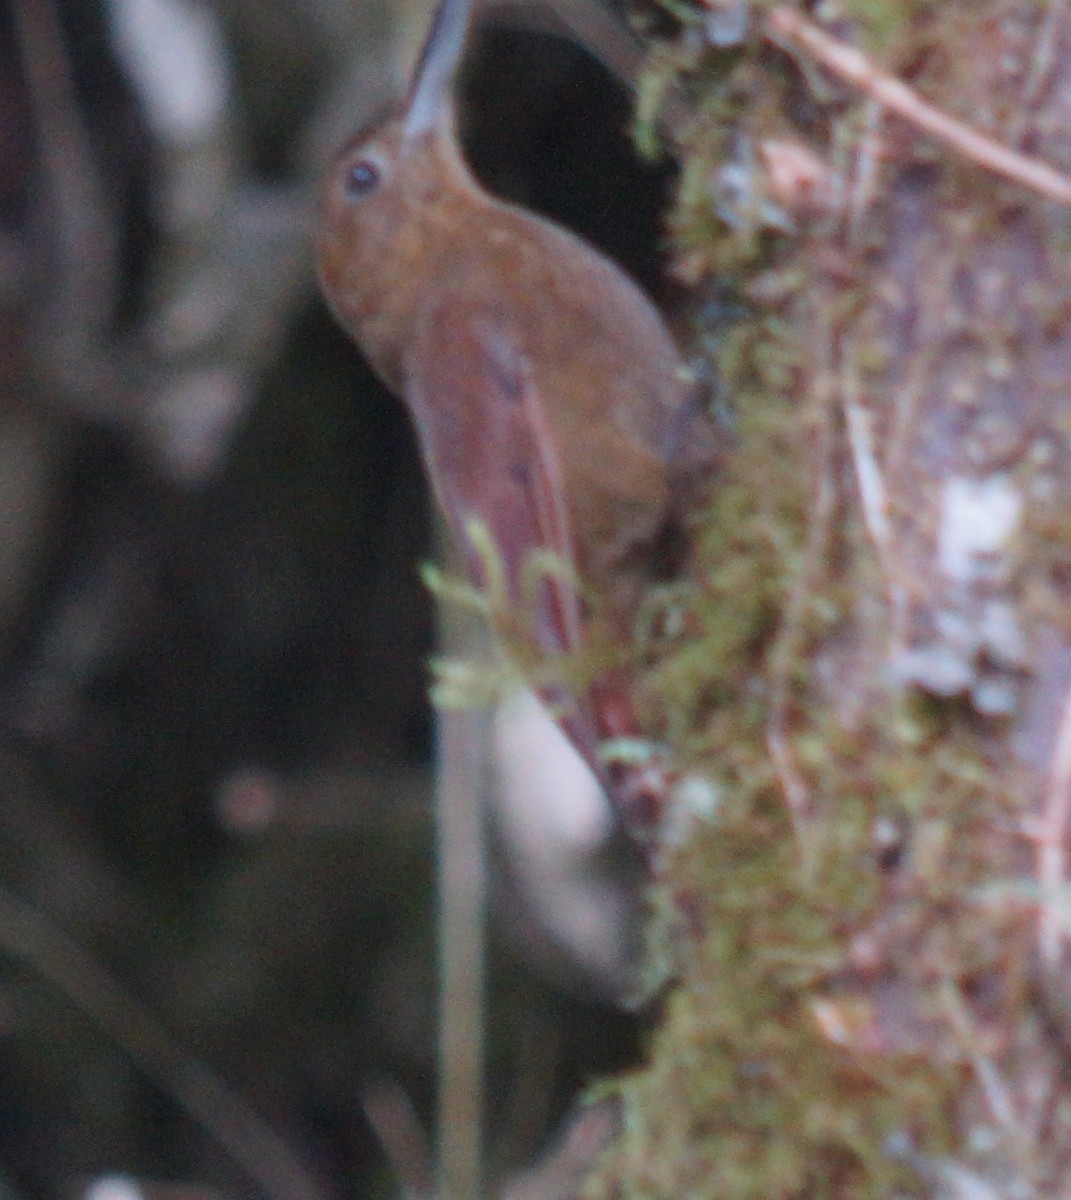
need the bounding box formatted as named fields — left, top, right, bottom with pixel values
left=588, top=4, right=1046, bottom=1193
left=836, top=0, right=920, bottom=50
left=586, top=742, right=965, bottom=1200
left=597, top=185, right=1004, bottom=1200
left=588, top=664, right=1005, bottom=1197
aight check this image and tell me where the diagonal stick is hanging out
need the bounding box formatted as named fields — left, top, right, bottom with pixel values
left=764, top=5, right=1071, bottom=207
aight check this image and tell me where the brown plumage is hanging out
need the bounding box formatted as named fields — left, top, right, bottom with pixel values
left=316, top=0, right=711, bottom=824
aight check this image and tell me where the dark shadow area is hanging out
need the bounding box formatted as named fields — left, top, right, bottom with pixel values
left=0, top=4, right=670, bottom=1196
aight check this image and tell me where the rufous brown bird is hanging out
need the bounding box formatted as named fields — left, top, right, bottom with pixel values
left=316, top=0, right=711, bottom=830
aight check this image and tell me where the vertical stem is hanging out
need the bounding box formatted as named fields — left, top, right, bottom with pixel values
left=436, top=707, right=488, bottom=1200
left=435, top=531, right=489, bottom=1200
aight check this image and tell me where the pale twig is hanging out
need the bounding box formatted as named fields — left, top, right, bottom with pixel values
left=836, top=95, right=904, bottom=641
left=765, top=307, right=839, bottom=846
left=436, top=704, right=489, bottom=1200
left=837, top=341, right=918, bottom=660
left=843, top=99, right=883, bottom=253
left=0, top=885, right=328, bottom=1200
left=939, top=982, right=1018, bottom=1133
left=11, top=0, right=121, bottom=399
left=435, top=526, right=492, bottom=1200
left=841, top=382, right=892, bottom=567
left=764, top=6, right=1071, bottom=208
left=359, top=1079, right=435, bottom=1200
left=765, top=722, right=813, bottom=841
left=1038, top=685, right=1071, bottom=966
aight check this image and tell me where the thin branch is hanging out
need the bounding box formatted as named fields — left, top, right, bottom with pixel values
left=1038, top=686, right=1071, bottom=966
left=11, top=0, right=122, bottom=395
left=436, top=705, right=489, bottom=1200
left=843, top=99, right=883, bottom=253
left=764, top=5, right=1071, bottom=207
left=837, top=354, right=916, bottom=647
left=939, top=982, right=1018, bottom=1133
left=840, top=384, right=891, bottom=567
left=434, top=527, right=491, bottom=1200
left=359, top=1080, right=435, bottom=1200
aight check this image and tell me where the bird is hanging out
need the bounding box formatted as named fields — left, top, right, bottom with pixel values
left=315, top=0, right=714, bottom=831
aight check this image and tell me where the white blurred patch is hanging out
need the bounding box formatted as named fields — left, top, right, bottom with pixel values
left=492, top=690, right=636, bottom=997
left=106, top=0, right=229, bottom=145
left=494, top=690, right=612, bottom=851
left=891, top=473, right=1028, bottom=713
left=937, top=475, right=1021, bottom=585
left=660, top=772, right=722, bottom=851
left=84, top=1176, right=145, bottom=1200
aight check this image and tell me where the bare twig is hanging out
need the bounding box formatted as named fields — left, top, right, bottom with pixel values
left=1038, top=686, right=1071, bottom=966
left=436, top=704, right=490, bottom=1200
left=765, top=305, right=839, bottom=847
left=0, top=885, right=329, bottom=1200
left=360, top=1079, right=435, bottom=1200
left=435, top=527, right=492, bottom=1200
left=837, top=337, right=929, bottom=666
left=765, top=722, right=813, bottom=844
left=939, top=982, right=1018, bottom=1133
left=764, top=5, right=1071, bottom=207
left=11, top=0, right=121, bottom=396
left=843, top=99, right=883, bottom=253
left=840, top=382, right=891, bottom=567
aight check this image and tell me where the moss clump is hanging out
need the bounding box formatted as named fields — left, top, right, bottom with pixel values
left=589, top=1, right=1053, bottom=1193
left=643, top=311, right=806, bottom=749
left=586, top=302, right=999, bottom=1194
left=587, top=667, right=1018, bottom=1195
left=587, top=782, right=956, bottom=1200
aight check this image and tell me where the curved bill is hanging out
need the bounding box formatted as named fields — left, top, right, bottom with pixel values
left=403, top=0, right=473, bottom=138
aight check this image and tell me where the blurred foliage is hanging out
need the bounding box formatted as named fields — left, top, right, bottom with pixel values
left=0, top=1, right=655, bottom=1195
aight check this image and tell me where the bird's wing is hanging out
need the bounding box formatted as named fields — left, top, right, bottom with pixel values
left=405, top=303, right=605, bottom=769
left=406, top=304, right=585, bottom=652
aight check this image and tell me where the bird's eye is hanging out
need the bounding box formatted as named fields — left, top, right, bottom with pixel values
left=345, top=158, right=381, bottom=198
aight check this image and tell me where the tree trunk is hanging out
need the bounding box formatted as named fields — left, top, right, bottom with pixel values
left=591, top=3, right=1071, bottom=1196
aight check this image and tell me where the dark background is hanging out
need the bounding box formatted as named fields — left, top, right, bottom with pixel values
left=0, top=0, right=673, bottom=1195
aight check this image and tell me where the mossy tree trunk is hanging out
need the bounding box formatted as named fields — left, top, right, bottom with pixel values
left=591, top=3, right=1071, bottom=1196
